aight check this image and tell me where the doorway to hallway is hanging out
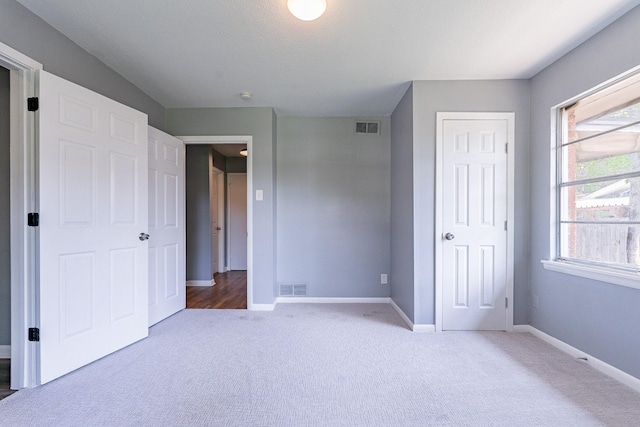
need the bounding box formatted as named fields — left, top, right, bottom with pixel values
left=186, top=271, right=247, bottom=309
left=182, top=137, right=251, bottom=309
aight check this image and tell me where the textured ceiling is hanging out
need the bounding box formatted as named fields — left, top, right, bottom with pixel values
left=15, top=0, right=640, bottom=116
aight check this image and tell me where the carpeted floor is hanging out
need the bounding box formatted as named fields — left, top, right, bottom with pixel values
left=0, top=304, right=639, bottom=426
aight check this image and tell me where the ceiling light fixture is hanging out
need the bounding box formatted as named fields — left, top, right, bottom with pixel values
left=240, top=147, right=248, bottom=157
left=287, top=0, right=326, bottom=21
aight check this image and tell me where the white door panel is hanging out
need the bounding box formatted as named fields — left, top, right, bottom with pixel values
left=38, top=70, right=148, bottom=384
left=442, top=118, right=508, bottom=331
left=228, top=173, right=247, bottom=270
left=148, top=127, right=185, bottom=326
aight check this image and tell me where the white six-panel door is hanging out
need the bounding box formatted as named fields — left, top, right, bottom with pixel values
left=148, top=127, right=185, bottom=326
left=440, top=116, right=511, bottom=331
left=38, top=70, right=149, bottom=384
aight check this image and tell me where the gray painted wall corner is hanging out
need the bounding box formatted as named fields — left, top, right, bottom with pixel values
left=411, top=79, right=531, bottom=326
left=0, top=1, right=166, bottom=130
left=390, top=84, right=415, bottom=321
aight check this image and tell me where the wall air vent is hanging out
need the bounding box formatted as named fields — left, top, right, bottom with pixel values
left=279, top=283, right=307, bottom=296
left=355, top=121, right=381, bottom=135
left=279, top=284, right=293, bottom=296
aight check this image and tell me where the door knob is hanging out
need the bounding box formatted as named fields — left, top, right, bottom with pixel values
left=139, top=232, right=150, bottom=241
left=444, top=233, right=455, bottom=241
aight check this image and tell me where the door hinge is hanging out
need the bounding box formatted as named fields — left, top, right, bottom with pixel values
left=505, top=143, right=508, bottom=154
left=505, top=297, right=509, bottom=309
left=28, top=327, right=40, bottom=342
left=27, top=212, right=39, bottom=227
left=504, top=220, right=507, bottom=231
left=27, top=97, right=39, bottom=112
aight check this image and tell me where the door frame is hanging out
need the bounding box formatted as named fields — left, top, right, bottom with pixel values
left=434, top=112, right=515, bottom=332
left=1, top=41, right=43, bottom=389
left=210, top=165, right=225, bottom=274
left=178, top=136, right=254, bottom=309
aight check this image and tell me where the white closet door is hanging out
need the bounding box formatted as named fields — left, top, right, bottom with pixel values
left=148, top=126, right=185, bottom=326
left=441, top=117, right=508, bottom=331
left=38, top=70, right=149, bottom=384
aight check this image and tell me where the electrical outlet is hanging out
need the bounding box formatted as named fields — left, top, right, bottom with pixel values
left=381, top=274, right=388, bottom=285
left=532, top=294, right=539, bottom=309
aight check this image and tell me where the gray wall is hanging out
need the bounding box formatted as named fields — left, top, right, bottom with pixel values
left=390, top=86, right=415, bottom=320
left=409, top=80, right=531, bottom=325
left=529, top=5, right=640, bottom=379
left=212, top=148, right=226, bottom=171
left=185, top=145, right=213, bottom=281
left=166, top=107, right=277, bottom=304
left=272, top=111, right=278, bottom=298
left=0, top=1, right=165, bottom=130
left=0, top=67, right=9, bottom=346
left=276, top=117, right=391, bottom=297
left=226, top=157, right=247, bottom=173
left=0, top=1, right=167, bottom=345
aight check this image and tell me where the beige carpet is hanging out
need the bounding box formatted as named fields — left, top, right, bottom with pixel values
left=1, top=304, right=639, bottom=426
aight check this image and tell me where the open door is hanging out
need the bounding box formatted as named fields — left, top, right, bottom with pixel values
left=38, top=70, right=149, bottom=384
left=148, top=127, right=185, bottom=326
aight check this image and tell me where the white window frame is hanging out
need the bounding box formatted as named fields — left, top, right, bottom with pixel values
left=543, top=65, right=640, bottom=291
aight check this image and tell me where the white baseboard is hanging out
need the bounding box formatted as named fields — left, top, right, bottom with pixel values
left=413, top=324, right=436, bottom=333
left=186, top=280, right=214, bottom=287
left=390, top=299, right=413, bottom=330
left=516, top=325, right=640, bottom=393
left=248, top=302, right=277, bottom=311
left=250, top=297, right=392, bottom=312
left=0, top=345, right=10, bottom=359
left=276, top=297, right=391, bottom=304
left=249, top=297, right=432, bottom=333
left=389, top=299, right=435, bottom=332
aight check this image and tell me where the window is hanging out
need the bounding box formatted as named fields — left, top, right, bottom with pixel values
left=556, top=72, right=640, bottom=273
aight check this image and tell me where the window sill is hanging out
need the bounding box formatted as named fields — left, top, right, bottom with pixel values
left=541, top=260, right=640, bottom=291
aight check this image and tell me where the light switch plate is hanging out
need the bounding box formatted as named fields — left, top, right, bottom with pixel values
left=256, top=190, right=263, bottom=201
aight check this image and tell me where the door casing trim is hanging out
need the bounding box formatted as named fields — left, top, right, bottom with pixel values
left=177, top=135, right=254, bottom=310
left=0, top=41, right=42, bottom=389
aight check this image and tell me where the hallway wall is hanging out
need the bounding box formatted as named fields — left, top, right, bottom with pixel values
left=0, top=67, right=9, bottom=347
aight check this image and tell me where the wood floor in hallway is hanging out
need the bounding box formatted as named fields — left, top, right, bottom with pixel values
left=187, top=271, right=247, bottom=309
left=0, top=359, right=15, bottom=401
